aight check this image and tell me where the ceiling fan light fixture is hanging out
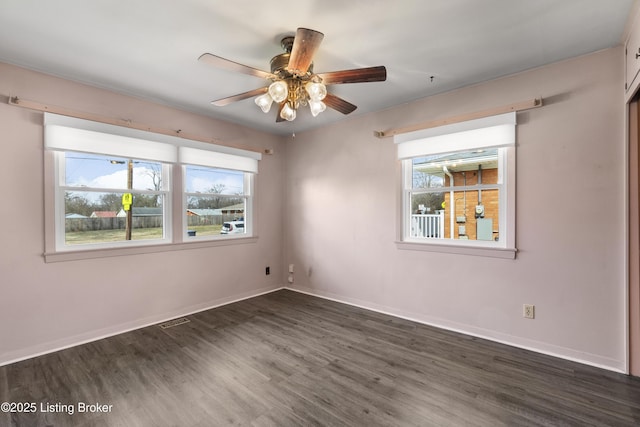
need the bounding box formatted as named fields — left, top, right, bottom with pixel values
left=201, top=27, right=386, bottom=124
left=254, top=93, right=273, bottom=113
left=268, top=80, right=288, bottom=103
left=309, top=100, right=326, bottom=117
left=305, top=82, right=327, bottom=101
left=280, top=102, right=297, bottom=121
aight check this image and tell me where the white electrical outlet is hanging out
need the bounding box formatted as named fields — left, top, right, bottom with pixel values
left=523, top=304, right=535, bottom=319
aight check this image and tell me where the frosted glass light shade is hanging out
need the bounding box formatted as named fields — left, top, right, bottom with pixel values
left=268, top=81, right=288, bottom=103
left=305, top=82, right=327, bottom=101
left=280, top=103, right=296, bottom=121
left=309, top=100, right=326, bottom=117
left=254, top=93, right=273, bottom=113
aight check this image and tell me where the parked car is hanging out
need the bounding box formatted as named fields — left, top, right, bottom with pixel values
left=220, top=221, right=245, bottom=234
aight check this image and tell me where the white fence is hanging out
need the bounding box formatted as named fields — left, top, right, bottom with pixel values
left=411, top=212, right=444, bottom=238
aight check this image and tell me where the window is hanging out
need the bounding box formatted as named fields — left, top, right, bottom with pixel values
left=44, top=113, right=260, bottom=258
left=396, top=112, right=516, bottom=258
left=184, top=165, right=252, bottom=238
left=58, top=152, right=170, bottom=247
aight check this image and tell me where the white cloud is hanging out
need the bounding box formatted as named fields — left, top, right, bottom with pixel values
left=89, top=167, right=159, bottom=191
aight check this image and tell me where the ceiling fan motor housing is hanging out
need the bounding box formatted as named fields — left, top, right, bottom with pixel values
left=271, top=37, right=314, bottom=79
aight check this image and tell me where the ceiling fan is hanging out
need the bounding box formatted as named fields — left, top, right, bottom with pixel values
left=198, top=27, right=387, bottom=122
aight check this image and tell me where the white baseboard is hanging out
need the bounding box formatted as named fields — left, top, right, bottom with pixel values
left=3, top=285, right=625, bottom=375
left=285, top=286, right=626, bottom=374
left=0, top=285, right=285, bottom=367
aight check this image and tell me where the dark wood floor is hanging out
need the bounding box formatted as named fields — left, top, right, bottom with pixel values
left=1, top=289, right=639, bottom=426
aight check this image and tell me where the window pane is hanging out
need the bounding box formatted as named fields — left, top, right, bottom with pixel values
left=442, top=189, right=499, bottom=241
left=412, top=149, right=498, bottom=188
left=186, top=196, right=245, bottom=237
left=64, top=153, right=164, bottom=191
left=184, top=165, right=245, bottom=195
left=412, top=158, right=444, bottom=190
left=184, top=164, right=249, bottom=239
left=411, top=192, right=445, bottom=215
left=410, top=192, right=445, bottom=238
left=409, top=189, right=500, bottom=241
left=64, top=191, right=164, bottom=245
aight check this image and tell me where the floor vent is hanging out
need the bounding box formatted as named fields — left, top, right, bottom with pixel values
left=158, top=317, right=191, bottom=329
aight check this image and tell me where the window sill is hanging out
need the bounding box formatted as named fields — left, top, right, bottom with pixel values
left=44, top=236, right=259, bottom=263
left=395, top=240, right=517, bottom=259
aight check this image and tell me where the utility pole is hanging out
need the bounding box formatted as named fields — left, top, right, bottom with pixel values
left=111, top=159, right=134, bottom=240
left=125, top=159, right=133, bottom=240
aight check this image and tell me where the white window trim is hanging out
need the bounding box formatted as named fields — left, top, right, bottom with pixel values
left=44, top=236, right=259, bottom=263
left=43, top=113, right=261, bottom=262
left=53, top=153, right=173, bottom=252
left=395, top=112, right=517, bottom=258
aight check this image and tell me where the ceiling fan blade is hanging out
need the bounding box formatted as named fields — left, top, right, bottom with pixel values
left=317, top=66, right=387, bottom=85
left=211, top=87, right=268, bottom=107
left=199, top=53, right=275, bottom=80
left=286, top=28, right=324, bottom=76
left=324, top=93, right=357, bottom=115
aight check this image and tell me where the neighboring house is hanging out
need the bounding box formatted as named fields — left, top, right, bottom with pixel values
left=412, top=152, right=500, bottom=241
left=65, top=213, right=88, bottom=219
left=89, top=211, right=116, bottom=218
left=213, top=203, right=245, bottom=216
left=186, top=209, right=219, bottom=217
left=442, top=168, right=500, bottom=241
left=116, top=207, right=163, bottom=218
left=187, top=207, right=243, bottom=225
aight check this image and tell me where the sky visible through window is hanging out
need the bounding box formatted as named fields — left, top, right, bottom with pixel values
left=65, top=153, right=244, bottom=196
left=184, top=165, right=243, bottom=195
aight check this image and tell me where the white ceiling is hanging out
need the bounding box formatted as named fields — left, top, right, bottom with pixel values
left=0, top=0, right=634, bottom=136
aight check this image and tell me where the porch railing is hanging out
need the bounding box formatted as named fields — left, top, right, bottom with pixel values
left=411, top=212, right=444, bottom=238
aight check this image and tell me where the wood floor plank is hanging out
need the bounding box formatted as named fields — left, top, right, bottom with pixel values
left=2, top=289, right=640, bottom=426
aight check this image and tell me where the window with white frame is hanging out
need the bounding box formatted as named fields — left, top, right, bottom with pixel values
left=396, top=112, right=516, bottom=257
left=44, top=113, right=260, bottom=255
left=56, top=151, right=170, bottom=246
left=180, top=146, right=256, bottom=239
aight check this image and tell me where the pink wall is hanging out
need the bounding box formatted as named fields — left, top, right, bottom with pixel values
left=284, top=48, right=628, bottom=372
left=0, top=63, right=285, bottom=366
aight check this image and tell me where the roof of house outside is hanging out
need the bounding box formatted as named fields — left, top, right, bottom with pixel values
left=219, top=203, right=245, bottom=212
left=90, top=211, right=116, bottom=218
left=116, top=207, right=163, bottom=217
left=187, top=209, right=220, bottom=216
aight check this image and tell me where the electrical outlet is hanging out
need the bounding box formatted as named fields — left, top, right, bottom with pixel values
left=265, top=266, right=270, bottom=275
left=523, top=304, right=535, bottom=319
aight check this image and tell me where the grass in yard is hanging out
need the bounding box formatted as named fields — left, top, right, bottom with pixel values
left=65, top=224, right=223, bottom=245
left=186, top=224, right=223, bottom=237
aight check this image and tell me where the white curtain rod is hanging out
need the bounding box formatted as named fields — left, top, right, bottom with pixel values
left=7, top=95, right=270, bottom=155
left=374, top=98, right=543, bottom=139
